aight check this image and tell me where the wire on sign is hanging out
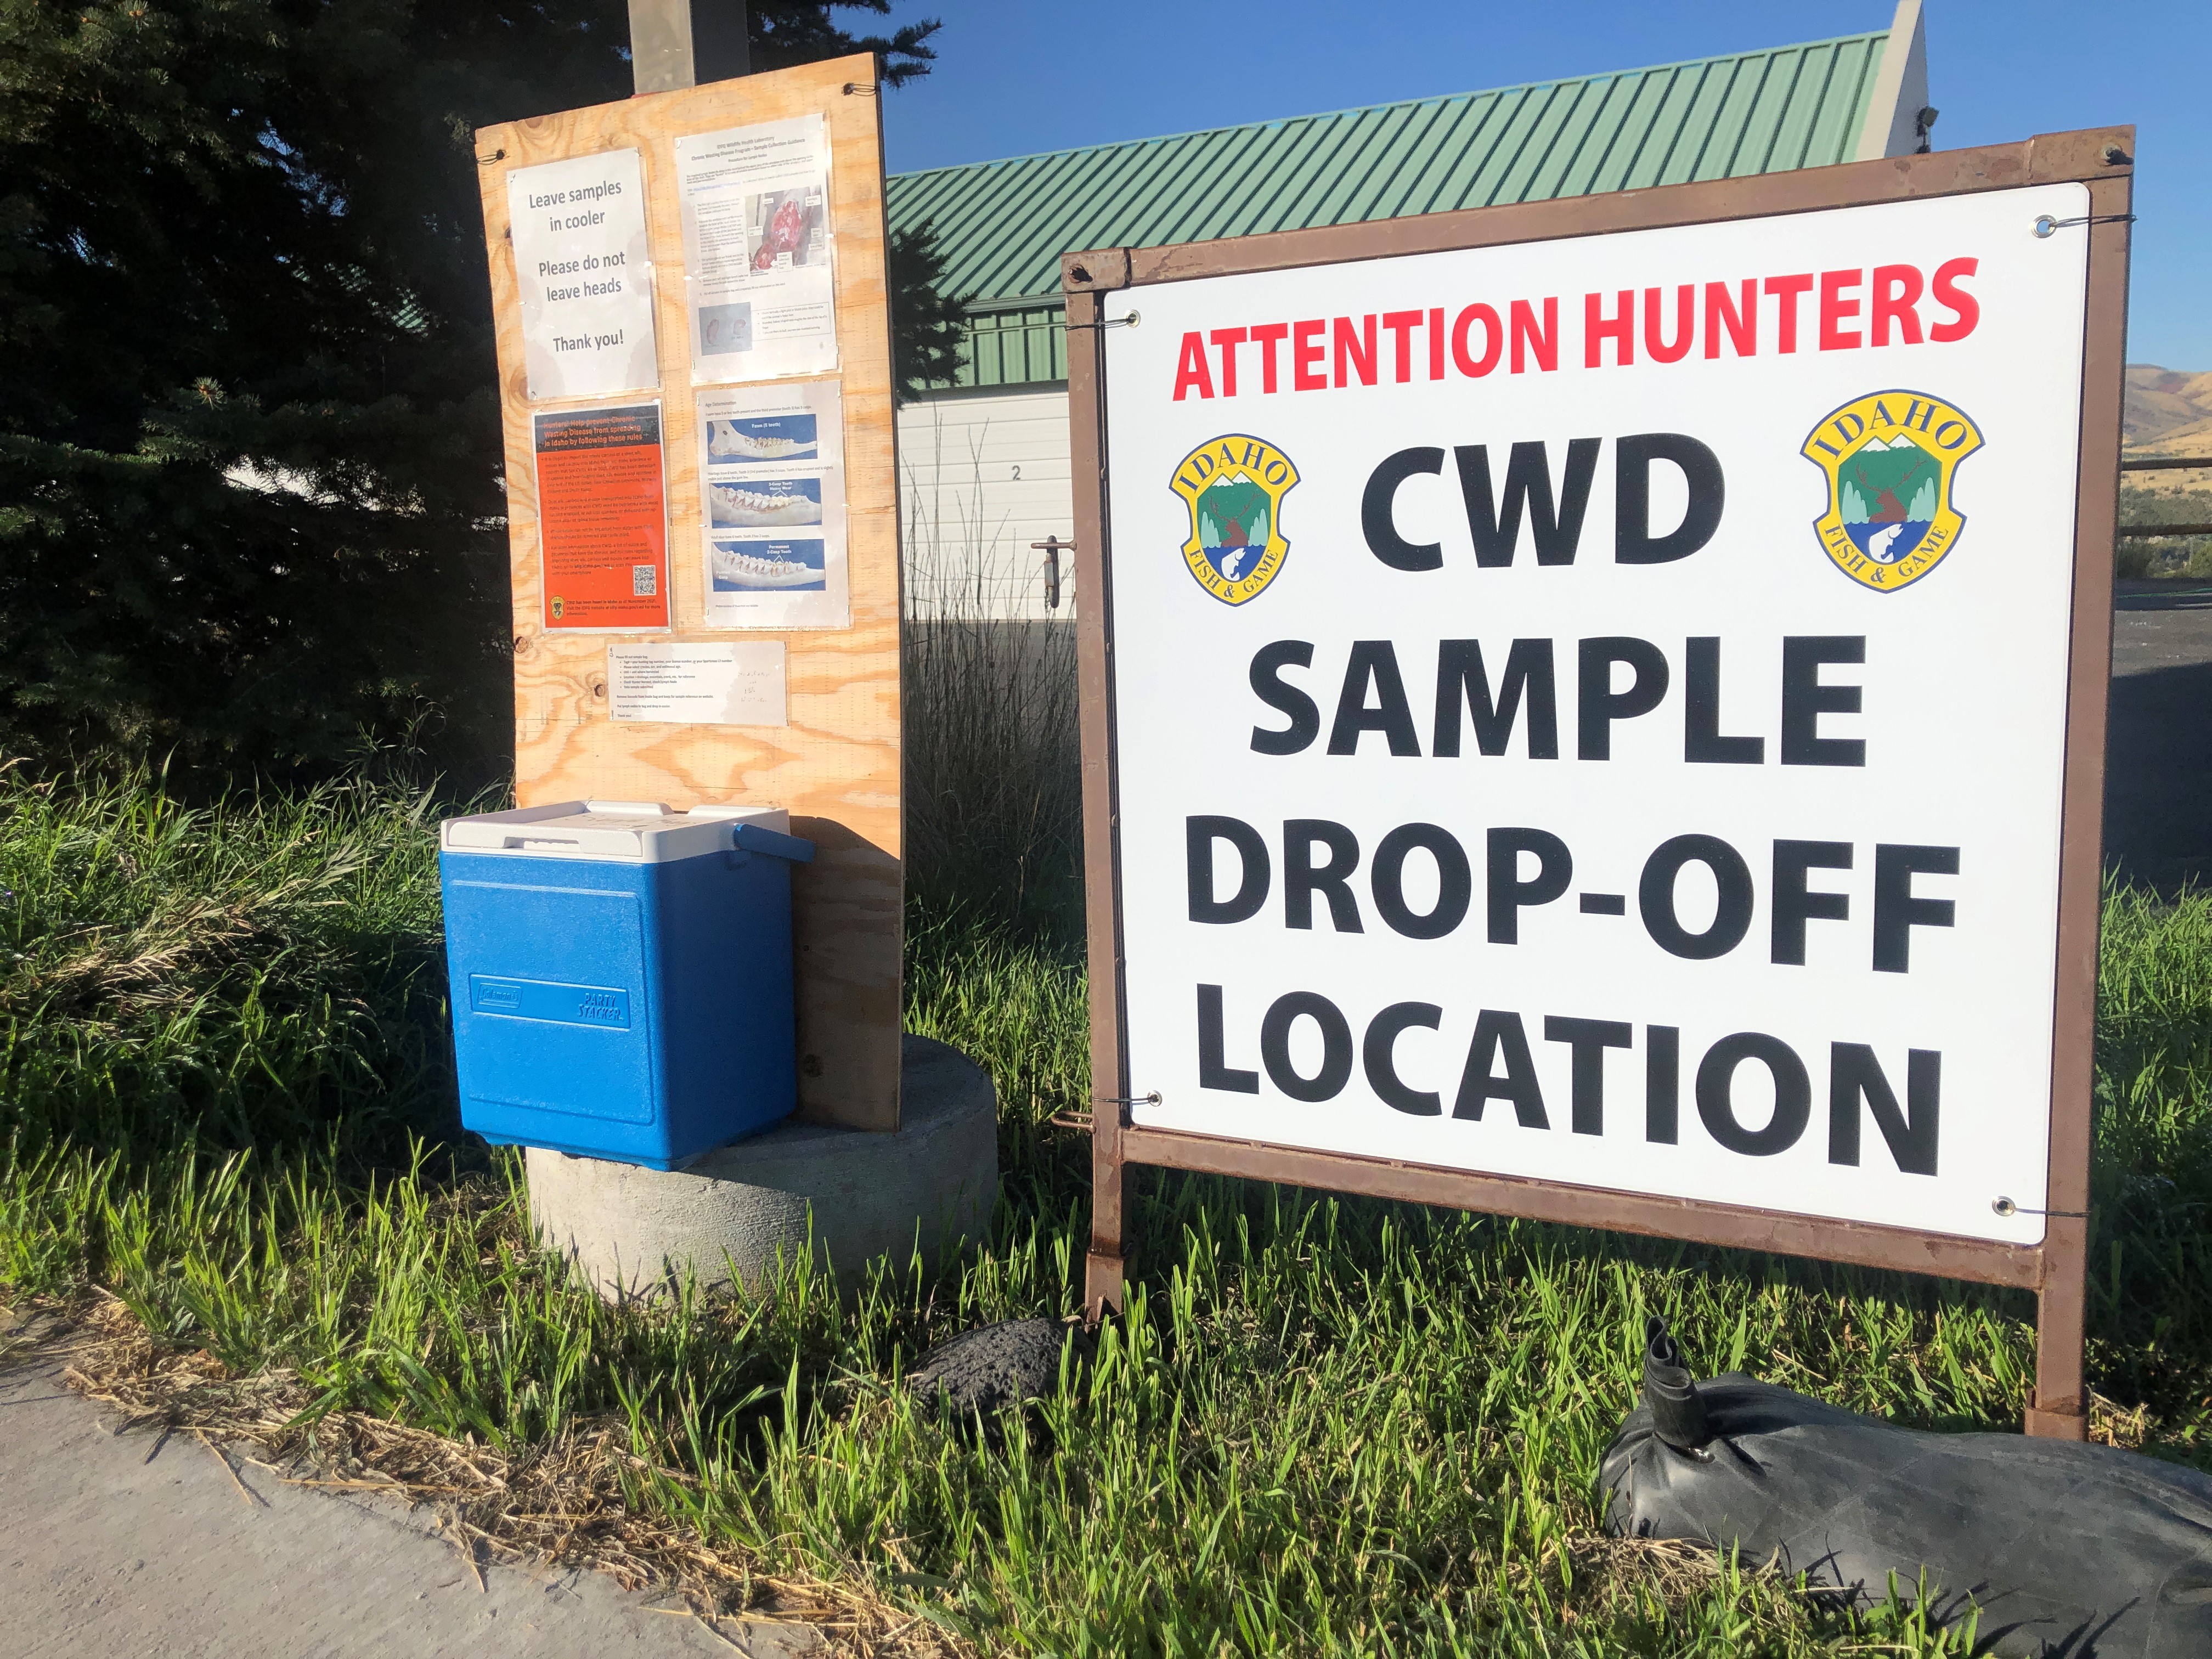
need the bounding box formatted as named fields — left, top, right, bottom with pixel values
left=2033, top=212, right=2136, bottom=238
left=1992, top=1196, right=2089, bottom=1219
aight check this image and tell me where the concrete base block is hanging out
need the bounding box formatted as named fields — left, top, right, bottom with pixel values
left=527, top=1034, right=997, bottom=1299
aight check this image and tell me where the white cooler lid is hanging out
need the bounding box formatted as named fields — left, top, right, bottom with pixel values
left=439, top=800, right=792, bottom=864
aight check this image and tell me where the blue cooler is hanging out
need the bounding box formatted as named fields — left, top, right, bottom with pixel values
left=438, top=800, right=814, bottom=1169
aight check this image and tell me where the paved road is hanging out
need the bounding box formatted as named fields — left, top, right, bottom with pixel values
left=2107, top=582, right=2212, bottom=891
left=1, top=1358, right=817, bottom=1659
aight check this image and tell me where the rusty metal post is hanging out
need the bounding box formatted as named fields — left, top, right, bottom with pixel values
left=2027, top=148, right=2133, bottom=1440
left=1063, top=276, right=1130, bottom=1317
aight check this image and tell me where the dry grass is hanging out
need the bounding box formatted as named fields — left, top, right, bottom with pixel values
left=8, top=1283, right=1855, bottom=1656
left=13, top=1289, right=972, bottom=1659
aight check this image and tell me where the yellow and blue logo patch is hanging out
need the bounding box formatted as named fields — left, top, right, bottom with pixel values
left=1802, top=390, right=1984, bottom=593
left=1170, top=435, right=1300, bottom=606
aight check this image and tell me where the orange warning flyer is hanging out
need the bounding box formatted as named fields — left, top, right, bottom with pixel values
left=533, top=402, right=670, bottom=631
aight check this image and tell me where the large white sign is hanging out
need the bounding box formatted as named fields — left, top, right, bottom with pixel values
left=1101, top=183, right=2093, bottom=1246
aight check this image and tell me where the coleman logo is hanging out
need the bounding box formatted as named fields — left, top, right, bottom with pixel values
left=1170, top=434, right=1300, bottom=606
left=1803, top=390, right=1984, bottom=592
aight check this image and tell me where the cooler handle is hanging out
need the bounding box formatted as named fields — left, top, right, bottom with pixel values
left=732, top=823, right=815, bottom=864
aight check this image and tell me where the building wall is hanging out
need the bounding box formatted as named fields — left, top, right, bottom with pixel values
left=952, top=303, right=1069, bottom=390
left=898, top=385, right=1076, bottom=620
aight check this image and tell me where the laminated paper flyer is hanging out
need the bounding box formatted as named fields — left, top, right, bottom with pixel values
left=695, top=380, right=849, bottom=629
left=608, top=642, right=787, bottom=726
left=506, top=149, right=658, bottom=400
left=674, top=116, right=837, bottom=383
left=533, top=402, right=669, bottom=633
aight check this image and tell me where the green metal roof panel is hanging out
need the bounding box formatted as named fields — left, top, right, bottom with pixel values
left=889, top=28, right=1892, bottom=386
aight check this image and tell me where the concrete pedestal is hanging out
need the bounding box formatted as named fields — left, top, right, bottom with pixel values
left=527, top=1034, right=997, bottom=1299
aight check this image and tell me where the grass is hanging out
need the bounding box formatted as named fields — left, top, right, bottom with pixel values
left=6, top=764, right=2212, bottom=1655
left=2117, top=482, right=2212, bottom=579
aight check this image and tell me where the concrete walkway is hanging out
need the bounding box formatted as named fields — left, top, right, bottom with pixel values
left=1, top=1359, right=818, bottom=1658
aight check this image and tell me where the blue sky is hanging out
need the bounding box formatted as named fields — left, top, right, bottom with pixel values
left=878, top=1, right=2209, bottom=369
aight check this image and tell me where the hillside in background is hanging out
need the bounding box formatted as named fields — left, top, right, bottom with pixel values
left=2118, top=365, right=2212, bottom=578
left=2126, top=365, right=2212, bottom=458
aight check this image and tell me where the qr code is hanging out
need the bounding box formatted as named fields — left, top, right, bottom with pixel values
left=631, top=564, right=657, bottom=597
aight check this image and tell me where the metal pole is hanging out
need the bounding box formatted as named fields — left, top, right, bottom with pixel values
left=628, top=0, right=748, bottom=95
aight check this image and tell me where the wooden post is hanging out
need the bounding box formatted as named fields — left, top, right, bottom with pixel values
left=627, top=0, right=749, bottom=94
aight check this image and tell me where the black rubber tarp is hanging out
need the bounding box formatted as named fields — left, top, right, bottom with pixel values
left=1600, top=1320, right=2212, bottom=1657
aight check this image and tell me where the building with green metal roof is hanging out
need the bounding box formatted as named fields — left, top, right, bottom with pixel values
left=894, top=1, right=1933, bottom=618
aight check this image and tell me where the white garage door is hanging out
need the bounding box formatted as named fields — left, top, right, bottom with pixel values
left=898, top=387, right=1076, bottom=620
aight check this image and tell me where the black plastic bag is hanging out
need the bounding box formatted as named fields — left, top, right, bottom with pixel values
left=1600, top=1319, right=2212, bottom=1657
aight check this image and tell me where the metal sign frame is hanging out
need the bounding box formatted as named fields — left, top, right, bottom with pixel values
left=1063, top=127, right=2134, bottom=1440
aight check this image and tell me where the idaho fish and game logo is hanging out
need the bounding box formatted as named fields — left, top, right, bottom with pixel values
left=1802, top=391, right=1984, bottom=592
left=1170, top=435, right=1300, bottom=605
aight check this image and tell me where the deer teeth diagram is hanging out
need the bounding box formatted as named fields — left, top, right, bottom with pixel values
left=708, top=425, right=812, bottom=461
left=709, top=484, right=822, bottom=528
left=710, top=544, right=823, bottom=589
left=694, top=382, right=843, bottom=625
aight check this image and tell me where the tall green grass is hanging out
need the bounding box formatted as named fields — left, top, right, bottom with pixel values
left=0, top=765, right=461, bottom=1160
left=4, top=766, right=2212, bottom=1654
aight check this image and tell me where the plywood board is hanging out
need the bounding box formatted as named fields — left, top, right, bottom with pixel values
left=477, top=55, right=900, bottom=1132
